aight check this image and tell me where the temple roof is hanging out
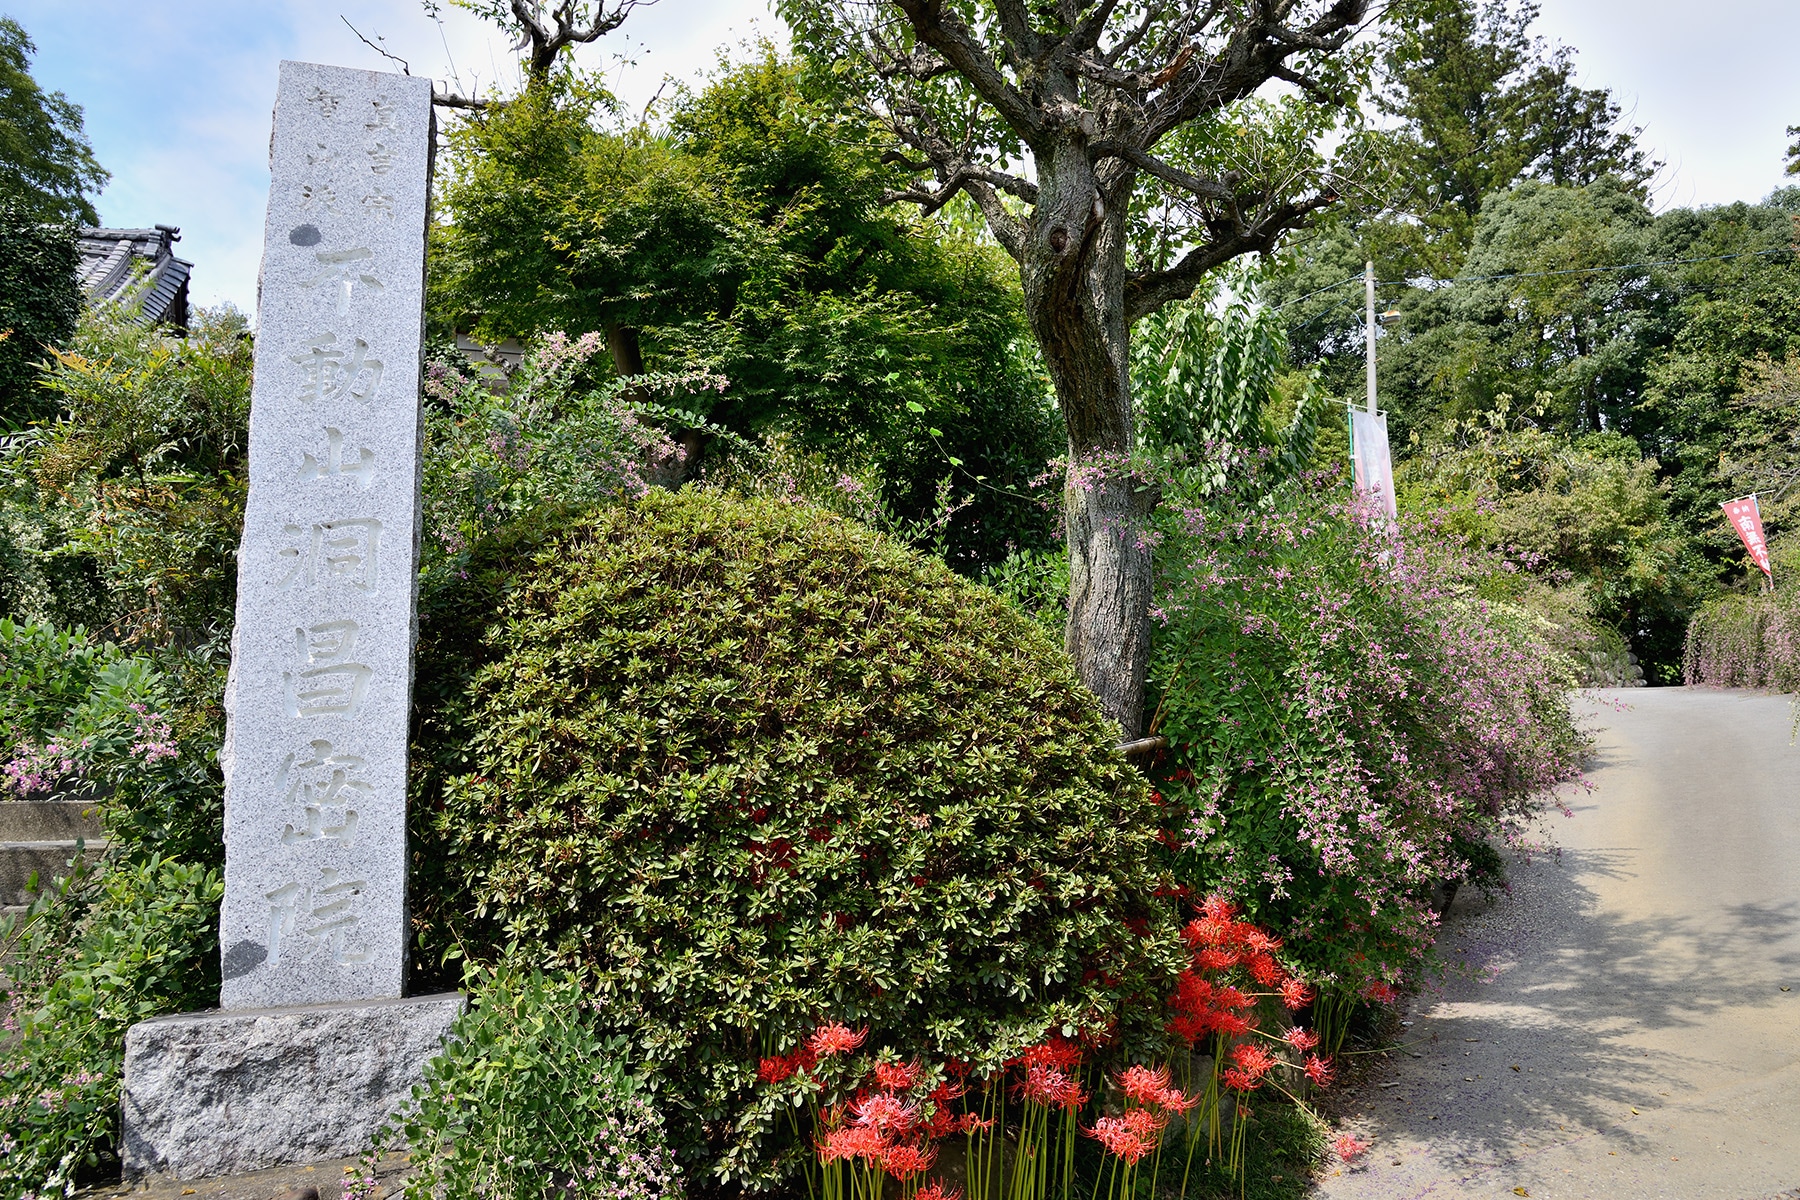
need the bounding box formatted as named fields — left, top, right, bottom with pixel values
left=75, top=224, right=192, bottom=328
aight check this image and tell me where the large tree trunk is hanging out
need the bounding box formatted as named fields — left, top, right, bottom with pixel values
left=1019, top=141, right=1152, bottom=738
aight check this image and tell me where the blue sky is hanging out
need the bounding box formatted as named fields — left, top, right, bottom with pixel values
left=9, top=1, right=1799, bottom=313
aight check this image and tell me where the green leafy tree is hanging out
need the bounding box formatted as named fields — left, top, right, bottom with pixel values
left=0, top=304, right=251, bottom=645
left=1377, top=0, right=1654, bottom=250
left=1131, top=289, right=1319, bottom=494
left=432, top=54, right=1063, bottom=570
left=1374, top=177, right=1670, bottom=441
left=1400, top=420, right=1707, bottom=677
left=778, top=0, right=1378, bottom=735
left=0, top=18, right=106, bottom=224
left=0, top=200, right=80, bottom=427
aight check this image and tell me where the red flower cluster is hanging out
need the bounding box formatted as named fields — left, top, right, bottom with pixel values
left=756, top=1020, right=867, bottom=1084
left=757, top=1019, right=988, bottom=1196
left=1162, top=896, right=1338, bottom=1101
left=1361, top=979, right=1400, bottom=1005
left=1114, top=1063, right=1196, bottom=1114
left=1084, top=1107, right=1165, bottom=1164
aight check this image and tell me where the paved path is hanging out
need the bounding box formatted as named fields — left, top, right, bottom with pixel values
left=1313, top=688, right=1800, bottom=1200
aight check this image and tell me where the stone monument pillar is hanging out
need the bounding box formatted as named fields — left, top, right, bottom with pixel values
left=121, top=62, right=462, bottom=1180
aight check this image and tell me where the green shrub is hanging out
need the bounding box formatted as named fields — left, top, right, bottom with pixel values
left=0, top=202, right=81, bottom=428
left=0, top=855, right=222, bottom=1200
left=409, top=489, right=1183, bottom=1187
left=375, top=964, right=681, bottom=1200
left=0, top=617, right=172, bottom=798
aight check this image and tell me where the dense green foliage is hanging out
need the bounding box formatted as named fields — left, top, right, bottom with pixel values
left=430, top=55, right=1061, bottom=571
left=1132, top=290, right=1320, bottom=496
left=1398, top=422, right=1709, bottom=679
left=0, top=18, right=106, bottom=224
left=1377, top=0, right=1653, bottom=253
left=0, top=201, right=80, bottom=428
left=0, top=305, right=251, bottom=645
left=408, top=490, right=1182, bottom=1185
left=1264, top=0, right=1800, bottom=676
left=375, top=966, right=682, bottom=1200
left=0, top=857, right=222, bottom=1200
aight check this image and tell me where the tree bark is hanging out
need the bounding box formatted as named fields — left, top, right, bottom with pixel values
left=1016, top=130, right=1152, bottom=737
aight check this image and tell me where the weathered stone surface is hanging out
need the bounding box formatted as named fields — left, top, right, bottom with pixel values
left=121, top=993, right=463, bottom=1180
left=218, top=61, right=433, bottom=1009
left=0, top=799, right=104, bottom=841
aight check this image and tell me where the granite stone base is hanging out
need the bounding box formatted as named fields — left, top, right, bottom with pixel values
left=122, top=993, right=464, bottom=1180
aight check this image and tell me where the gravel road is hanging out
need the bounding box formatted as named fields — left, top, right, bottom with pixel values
left=1311, top=687, right=1800, bottom=1200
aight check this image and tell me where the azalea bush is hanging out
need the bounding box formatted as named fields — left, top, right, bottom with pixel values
left=1149, top=470, right=1587, bottom=995
left=408, top=490, right=1184, bottom=1187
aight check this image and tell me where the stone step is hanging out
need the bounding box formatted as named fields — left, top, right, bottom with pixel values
left=1, top=839, right=108, bottom=906
left=0, top=800, right=105, bottom=842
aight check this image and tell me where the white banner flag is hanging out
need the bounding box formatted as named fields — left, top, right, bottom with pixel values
left=1348, top=407, right=1397, bottom=520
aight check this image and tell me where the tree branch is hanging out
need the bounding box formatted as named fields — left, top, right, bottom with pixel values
left=1090, top=141, right=1234, bottom=201
left=894, top=0, right=1045, bottom=143
left=1124, top=189, right=1341, bottom=322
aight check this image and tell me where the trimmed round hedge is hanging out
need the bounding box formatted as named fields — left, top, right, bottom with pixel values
left=409, top=491, right=1180, bottom=1186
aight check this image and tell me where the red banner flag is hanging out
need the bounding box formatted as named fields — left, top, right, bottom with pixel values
left=1721, top=495, right=1773, bottom=579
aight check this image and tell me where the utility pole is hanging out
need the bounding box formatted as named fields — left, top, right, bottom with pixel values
left=1365, top=260, right=1377, bottom=414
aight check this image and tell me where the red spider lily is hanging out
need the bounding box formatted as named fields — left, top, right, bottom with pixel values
left=1120, top=1107, right=1167, bottom=1138
left=881, top=1140, right=938, bottom=1180
left=1304, top=1054, right=1335, bottom=1087
left=1221, top=1067, right=1259, bottom=1093
left=1194, top=947, right=1239, bottom=972
left=1015, top=1064, right=1086, bottom=1110
left=1245, top=951, right=1285, bottom=986
left=1169, top=971, right=1214, bottom=1010
left=1284, top=1027, right=1320, bottom=1053
left=849, top=1092, right=919, bottom=1133
left=1230, top=1042, right=1278, bottom=1080
left=1362, top=979, right=1399, bottom=1004
left=757, top=1056, right=793, bottom=1084
left=1017, top=1033, right=1084, bottom=1071
left=1115, top=1063, right=1172, bottom=1106
left=1211, top=1010, right=1255, bottom=1038
left=915, top=1183, right=962, bottom=1200
left=1153, top=1082, right=1198, bottom=1113
left=1201, top=895, right=1237, bottom=923
left=923, top=1106, right=964, bottom=1140
left=1278, top=978, right=1314, bottom=1010
left=1243, top=928, right=1282, bottom=953
left=872, top=1059, right=923, bottom=1092
left=927, top=1079, right=967, bottom=1106
left=818, top=1125, right=889, bottom=1163
left=1166, top=1013, right=1209, bottom=1044
left=1332, top=1132, right=1370, bottom=1162
left=1084, top=1116, right=1155, bottom=1164
left=809, top=1022, right=868, bottom=1057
